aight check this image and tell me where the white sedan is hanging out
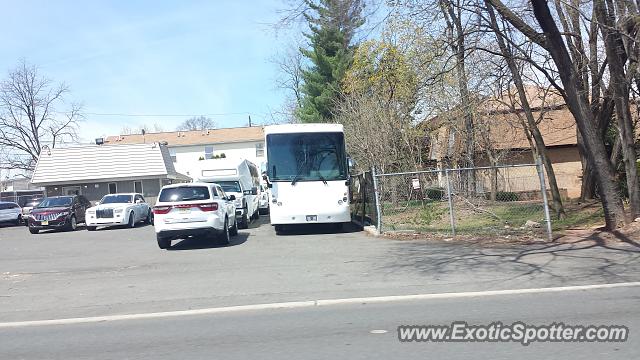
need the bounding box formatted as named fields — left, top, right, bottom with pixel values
left=85, top=193, right=152, bottom=231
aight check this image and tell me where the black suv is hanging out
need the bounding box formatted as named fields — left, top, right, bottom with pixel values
left=28, top=195, right=92, bottom=234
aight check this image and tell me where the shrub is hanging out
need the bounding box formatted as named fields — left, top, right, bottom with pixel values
left=496, top=191, right=519, bottom=202
left=425, top=187, right=445, bottom=200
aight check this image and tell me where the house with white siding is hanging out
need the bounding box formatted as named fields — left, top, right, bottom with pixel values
left=104, top=126, right=266, bottom=177
left=30, top=143, right=190, bottom=204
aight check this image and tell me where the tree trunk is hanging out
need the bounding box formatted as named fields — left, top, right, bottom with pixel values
left=530, top=0, right=626, bottom=229
left=596, top=0, right=640, bottom=218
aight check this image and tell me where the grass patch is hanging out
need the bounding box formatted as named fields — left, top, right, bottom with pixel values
left=552, top=203, right=604, bottom=230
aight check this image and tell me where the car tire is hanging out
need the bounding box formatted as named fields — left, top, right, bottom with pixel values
left=14, top=215, right=21, bottom=226
left=127, top=212, right=135, bottom=228
left=238, top=207, right=249, bottom=229
left=259, top=207, right=269, bottom=215
left=29, top=227, right=39, bottom=234
left=67, top=215, right=77, bottom=231
left=146, top=210, right=153, bottom=225
left=229, top=216, right=238, bottom=237
left=219, top=218, right=230, bottom=245
left=87, top=226, right=96, bottom=231
left=157, top=236, right=171, bottom=249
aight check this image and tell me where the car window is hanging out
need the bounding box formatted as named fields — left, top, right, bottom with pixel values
left=101, top=195, right=133, bottom=204
left=37, top=197, right=73, bottom=208
left=217, top=186, right=227, bottom=199
left=0, top=203, right=8, bottom=210
left=135, top=195, right=145, bottom=203
left=217, top=181, right=242, bottom=193
left=159, top=186, right=210, bottom=202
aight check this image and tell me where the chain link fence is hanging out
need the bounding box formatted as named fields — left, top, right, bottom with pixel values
left=372, top=161, right=552, bottom=240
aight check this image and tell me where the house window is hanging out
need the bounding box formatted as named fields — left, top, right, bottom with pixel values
left=108, top=183, right=117, bottom=194
left=205, top=146, right=214, bottom=159
left=169, top=148, right=177, bottom=163
left=134, top=181, right=143, bottom=194
left=255, top=142, right=264, bottom=157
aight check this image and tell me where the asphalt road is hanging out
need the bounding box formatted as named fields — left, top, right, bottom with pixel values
left=1, top=286, right=638, bottom=359
left=1, top=217, right=639, bottom=358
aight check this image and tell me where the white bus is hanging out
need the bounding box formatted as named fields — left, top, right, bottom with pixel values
left=264, top=124, right=350, bottom=233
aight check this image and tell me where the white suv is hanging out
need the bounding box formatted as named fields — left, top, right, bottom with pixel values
left=153, top=183, right=238, bottom=249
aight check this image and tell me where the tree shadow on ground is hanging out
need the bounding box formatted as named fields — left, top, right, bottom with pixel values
left=378, top=231, right=640, bottom=285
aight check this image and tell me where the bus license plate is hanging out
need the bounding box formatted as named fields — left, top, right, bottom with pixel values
left=306, top=215, right=317, bottom=221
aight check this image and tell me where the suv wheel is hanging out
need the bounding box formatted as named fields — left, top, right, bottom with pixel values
left=29, top=227, right=39, bottom=234
left=146, top=210, right=154, bottom=225
left=14, top=215, right=21, bottom=226
left=67, top=215, right=77, bottom=231
left=229, top=216, right=238, bottom=237
left=157, top=236, right=171, bottom=249
left=219, top=218, right=230, bottom=245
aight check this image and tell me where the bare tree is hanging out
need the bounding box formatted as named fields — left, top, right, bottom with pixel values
left=176, top=116, right=216, bottom=131
left=487, top=0, right=627, bottom=229
left=271, top=41, right=305, bottom=108
left=485, top=1, right=565, bottom=218
left=0, top=60, right=81, bottom=172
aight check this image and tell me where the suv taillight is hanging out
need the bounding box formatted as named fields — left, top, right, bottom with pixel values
left=153, top=206, right=172, bottom=214
left=198, top=203, right=218, bottom=212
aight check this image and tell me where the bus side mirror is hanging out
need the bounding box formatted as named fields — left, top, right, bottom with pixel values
left=347, top=157, right=356, bottom=171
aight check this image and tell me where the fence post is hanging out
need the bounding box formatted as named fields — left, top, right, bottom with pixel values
left=445, top=169, right=456, bottom=236
left=371, top=166, right=382, bottom=235
left=361, top=173, right=366, bottom=226
left=535, top=157, right=553, bottom=241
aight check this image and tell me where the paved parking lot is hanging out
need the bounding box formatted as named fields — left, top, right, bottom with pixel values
left=1, top=218, right=640, bottom=323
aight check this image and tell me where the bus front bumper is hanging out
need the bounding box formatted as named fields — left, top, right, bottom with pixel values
left=269, top=210, right=351, bottom=225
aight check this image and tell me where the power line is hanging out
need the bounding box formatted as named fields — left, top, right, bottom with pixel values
left=75, top=111, right=259, bottom=117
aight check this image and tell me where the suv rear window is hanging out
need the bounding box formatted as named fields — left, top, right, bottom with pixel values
left=159, top=186, right=210, bottom=202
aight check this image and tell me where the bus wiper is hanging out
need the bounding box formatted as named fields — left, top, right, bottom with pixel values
left=291, top=158, right=310, bottom=185
left=291, top=173, right=303, bottom=185
left=317, top=173, right=328, bottom=185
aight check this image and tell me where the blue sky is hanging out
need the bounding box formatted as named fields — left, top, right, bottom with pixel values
left=0, top=0, right=292, bottom=142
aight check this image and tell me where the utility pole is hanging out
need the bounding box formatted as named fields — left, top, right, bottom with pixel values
left=248, top=115, right=252, bottom=127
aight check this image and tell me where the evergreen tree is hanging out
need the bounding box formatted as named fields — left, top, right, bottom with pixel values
left=298, top=0, right=364, bottom=123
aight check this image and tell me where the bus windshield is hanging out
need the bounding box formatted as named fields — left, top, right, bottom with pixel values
left=266, top=132, right=347, bottom=182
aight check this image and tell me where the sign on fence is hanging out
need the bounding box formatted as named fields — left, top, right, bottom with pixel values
left=412, top=178, right=420, bottom=190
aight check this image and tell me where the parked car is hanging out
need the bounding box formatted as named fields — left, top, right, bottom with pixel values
left=153, top=183, right=238, bottom=249
left=258, top=184, right=270, bottom=215
left=28, top=195, right=91, bottom=234
left=85, top=193, right=153, bottom=231
left=0, top=202, right=22, bottom=226
left=21, top=197, right=43, bottom=226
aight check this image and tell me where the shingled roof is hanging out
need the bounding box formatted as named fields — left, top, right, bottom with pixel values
left=104, top=126, right=264, bottom=146
left=31, top=143, right=190, bottom=186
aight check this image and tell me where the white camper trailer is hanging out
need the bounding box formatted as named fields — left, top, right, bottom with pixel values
left=192, top=158, right=261, bottom=229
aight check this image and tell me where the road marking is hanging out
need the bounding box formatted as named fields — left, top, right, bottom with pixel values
left=1, top=281, right=639, bottom=328
left=370, top=330, right=388, bottom=334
